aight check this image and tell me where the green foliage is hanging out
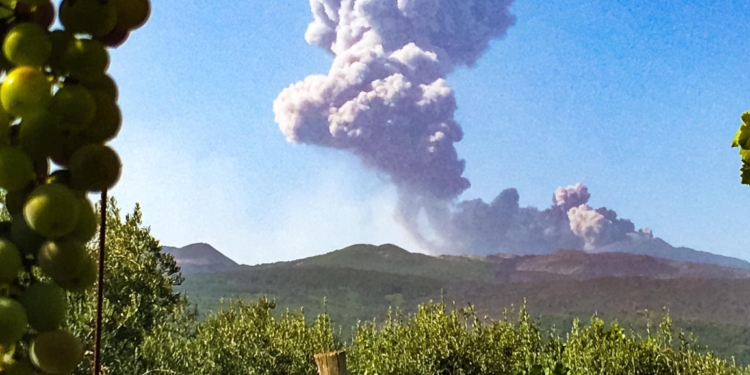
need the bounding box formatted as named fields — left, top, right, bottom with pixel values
left=731, top=111, right=750, bottom=185
left=135, top=296, right=750, bottom=375
left=65, top=198, right=191, bottom=374
left=142, top=297, right=342, bottom=375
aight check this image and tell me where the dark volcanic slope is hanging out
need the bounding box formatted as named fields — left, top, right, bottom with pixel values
left=162, top=243, right=240, bottom=273
left=595, top=237, right=750, bottom=270
left=488, top=249, right=750, bottom=281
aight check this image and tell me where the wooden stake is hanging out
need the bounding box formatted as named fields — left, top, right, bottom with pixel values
left=314, top=351, right=349, bottom=375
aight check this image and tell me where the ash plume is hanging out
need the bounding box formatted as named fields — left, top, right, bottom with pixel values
left=275, top=0, right=644, bottom=256
left=553, top=183, right=591, bottom=213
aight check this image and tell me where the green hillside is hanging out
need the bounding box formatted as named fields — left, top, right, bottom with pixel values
left=176, top=244, right=750, bottom=365
left=255, top=243, right=496, bottom=282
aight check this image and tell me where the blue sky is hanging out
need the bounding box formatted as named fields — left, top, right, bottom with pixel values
left=104, top=0, right=750, bottom=265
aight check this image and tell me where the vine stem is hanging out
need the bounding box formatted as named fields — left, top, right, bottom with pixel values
left=93, top=190, right=108, bottom=375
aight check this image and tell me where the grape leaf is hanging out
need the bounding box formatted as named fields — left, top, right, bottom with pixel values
left=743, top=111, right=750, bottom=126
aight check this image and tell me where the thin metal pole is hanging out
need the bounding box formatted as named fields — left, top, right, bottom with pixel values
left=93, top=190, right=108, bottom=375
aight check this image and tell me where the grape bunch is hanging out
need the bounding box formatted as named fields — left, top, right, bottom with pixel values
left=0, top=0, right=149, bottom=373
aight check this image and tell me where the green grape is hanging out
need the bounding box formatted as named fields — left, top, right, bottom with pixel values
left=1, top=67, right=52, bottom=117
left=0, top=147, right=34, bottom=192
left=0, top=297, right=27, bottom=347
left=55, top=251, right=95, bottom=292
left=3, top=358, right=36, bottom=375
left=112, top=0, right=150, bottom=30
left=59, top=0, right=117, bottom=38
left=20, top=282, right=67, bottom=332
left=0, top=239, right=21, bottom=283
left=16, top=1, right=56, bottom=29
left=37, top=238, right=87, bottom=286
left=81, top=74, right=118, bottom=101
left=24, top=183, right=80, bottom=239
left=68, top=196, right=96, bottom=242
left=69, top=144, right=121, bottom=191
left=49, top=84, right=96, bottom=133
left=3, top=23, right=52, bottom=67
left=10, top=213, right=45, bottom=256
left=19, top=111, right=62, bottom=159
left=30, top=330, right=82, bottom=375
left=59, top=38, right=110, bottom=82
left=80, top=93, right=120, bottom=143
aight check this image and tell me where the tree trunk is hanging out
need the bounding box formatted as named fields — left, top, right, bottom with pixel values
left=314, top=351, right=348, bottom=375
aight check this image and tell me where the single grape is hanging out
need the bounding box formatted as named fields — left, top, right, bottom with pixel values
left=80, top=93, right=120, bottom=143
left=24, top=183, right=80, bottom=239
left=0, top=239, right=21, bottom=283
left=59, top=0, right=118, bottom=38
left=0, top=297, right=27, bottom=347
left=19, top=111, right=63, bottom=159
left=68, top=196, right=96, bottom=242
left=0, top=147, right=34, bottom=192
left=30, top=330, right=83, bottom=375
left=10, top=213, right=45, bottom=256
left=69, top=144, right=121, bottom=191
left=37, top=238, right=87, bottom=287
left=59, top=38, right=110, bottom=82
left=1, top=67, right=52, bottom=117
left=15, top=1, right=56, bottom=29
left=20, top=282, right=67, bottom=332
left=3, top=23, right=52, bottom=67
left=49, top=84, right=97, bottom=133
left=112, top=0, right=150, bottom=30
left=81, top=74, right=118, bottom=101
left=55, top=251, right=95, bottom=292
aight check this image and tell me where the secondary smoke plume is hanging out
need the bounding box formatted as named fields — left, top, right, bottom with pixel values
left=275, top=0, right=645, bottom=256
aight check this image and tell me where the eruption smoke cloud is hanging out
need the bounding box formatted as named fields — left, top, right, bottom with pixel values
left=275, top=0, right=645, bottom=256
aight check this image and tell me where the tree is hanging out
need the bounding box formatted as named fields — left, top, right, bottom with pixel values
left=731, top=111, right=750, bottom=185
left=66, top=197, right=193, bottom=374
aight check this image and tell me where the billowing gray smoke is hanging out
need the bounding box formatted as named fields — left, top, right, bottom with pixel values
left=274, top=0, right=514, bottom=199
left=274, top=0, right=643, bottom=256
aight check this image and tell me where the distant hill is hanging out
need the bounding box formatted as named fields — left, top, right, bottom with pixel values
left=253, top=244, right=750, bottom=283
left=173, top=243, right=750, bottom=364
left=162, top=243, right=240, bottom=273
left=594, top=237, right=750, bottom=270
